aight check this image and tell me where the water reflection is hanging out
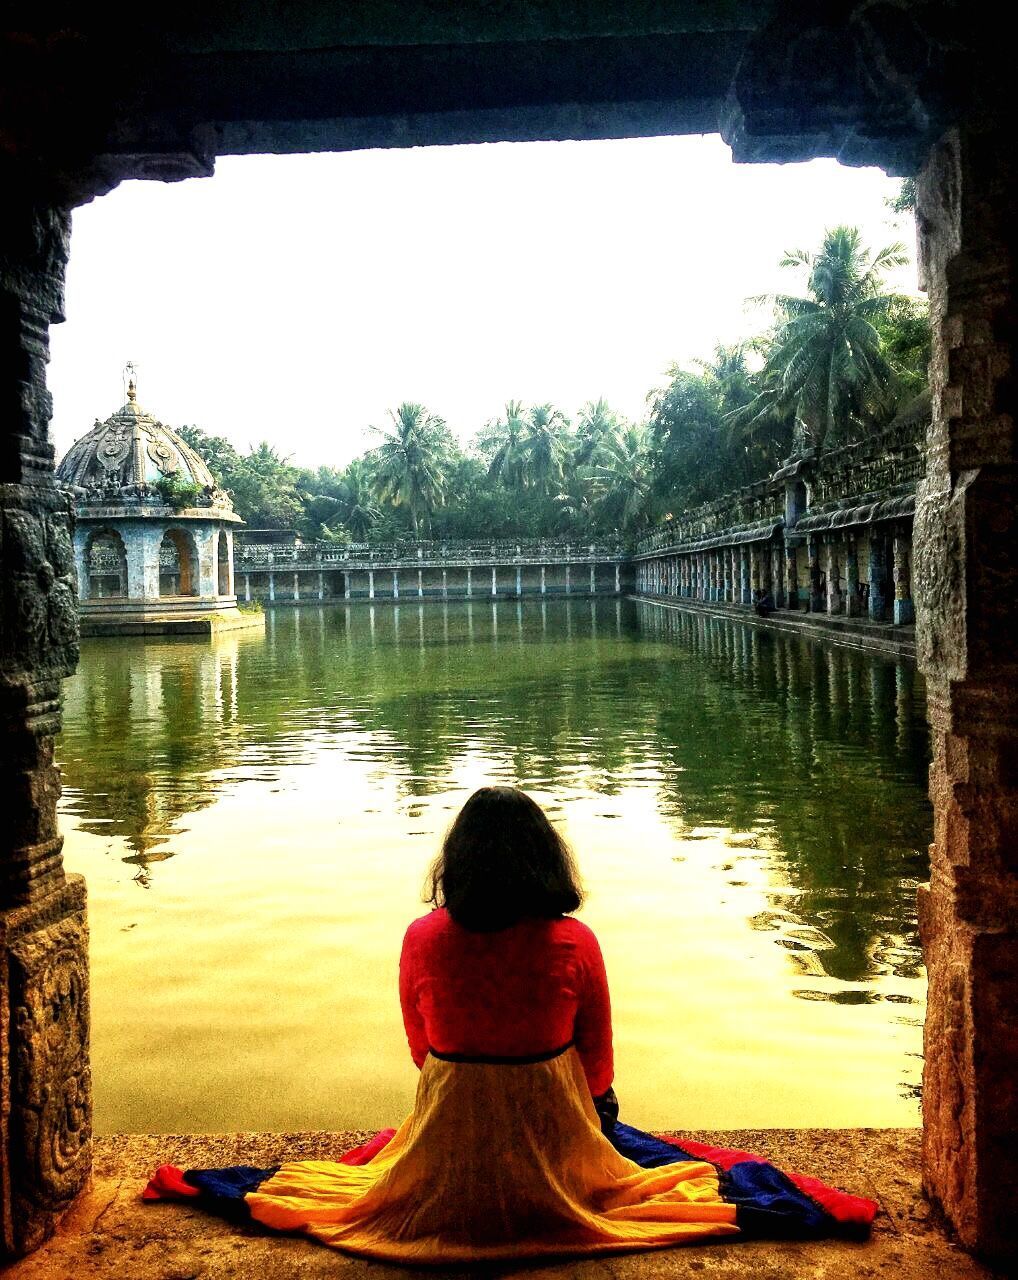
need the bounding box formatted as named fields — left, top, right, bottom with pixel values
left=635, top=605, right=928, bottom=988
left=61, top=635, right=249, bottom=879
left=61, top=602, right=930, bottom=981
left=57, top=599, right=932, bottom=1132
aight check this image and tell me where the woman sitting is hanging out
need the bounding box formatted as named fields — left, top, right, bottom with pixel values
left=144, top=786, right=876, bottom=1262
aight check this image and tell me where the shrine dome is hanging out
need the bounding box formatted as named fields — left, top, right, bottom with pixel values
left=55, top=366, right=255, bottom=637
left=57, top=370, right=227, bottom=505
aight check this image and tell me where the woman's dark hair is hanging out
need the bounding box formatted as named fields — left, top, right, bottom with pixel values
left=426, top=786, right=583, bottom=931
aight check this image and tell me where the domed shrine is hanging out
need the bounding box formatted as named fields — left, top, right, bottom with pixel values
left=58, top=366, right=256, bottom=635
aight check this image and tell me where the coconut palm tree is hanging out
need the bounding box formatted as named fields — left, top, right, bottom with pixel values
left=734, top=227, right=910, bottom=453
left=574, top=398, right=621, bottom=466
left=339, top=457, right=382, bottom=541
left=521, top=403, right=571, bottom=495
left=369, top=402, right=450, bottom=537
left=480, top=400, right=530, bottom=487
left=587, top=422, right=655, bottom=531
left=694, top=344, right=757, bottom=418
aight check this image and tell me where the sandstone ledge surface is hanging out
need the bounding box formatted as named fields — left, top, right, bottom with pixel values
left=2, top=1128, right=1002, bottom=1279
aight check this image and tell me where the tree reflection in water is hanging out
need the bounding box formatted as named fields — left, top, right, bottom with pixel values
left=58, top=599, right=930, bottom=994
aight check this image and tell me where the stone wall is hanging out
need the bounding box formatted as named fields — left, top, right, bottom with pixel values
left=634, top=419, right=925, bottom=627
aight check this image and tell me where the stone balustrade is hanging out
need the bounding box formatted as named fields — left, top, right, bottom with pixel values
left=233, top=538, right=631, bottom=603
left=235, top=538, right=627, bottom=570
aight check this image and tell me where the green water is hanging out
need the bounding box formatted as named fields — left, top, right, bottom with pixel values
left=57, top=598, right=931, bottom=1134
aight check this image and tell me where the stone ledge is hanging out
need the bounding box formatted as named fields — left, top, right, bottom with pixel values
left=79, top=610, right=265, bottom=638
left=2, top=1128, right=1002, bottom=1278
left=634, top=595, right=917, bottom=660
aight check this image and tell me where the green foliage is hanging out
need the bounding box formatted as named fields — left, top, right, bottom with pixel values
left=885, top=178, right=916, bottom=214
left=646, top=350, right=790, bottom=514
left=227, top=442, right=306, bottom=529
left=368, top=402, right=453, bottom=537
left=153, top=473, right=201, bottom=510
left=732, top=226, right=911, bottom=453
left=873, top=295, right=931, bottom=400
left=177, top=424, right=240, bottom=483
left=586, top=422, right=655, bottom=530
left=180, top=226, right=926, bottom=546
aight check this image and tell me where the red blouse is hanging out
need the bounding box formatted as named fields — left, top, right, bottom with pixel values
left=399, top=908, right=614, bottom=1096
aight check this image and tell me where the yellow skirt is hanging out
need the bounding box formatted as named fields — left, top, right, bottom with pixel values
left=246, top=1047, right=739, bottom=1262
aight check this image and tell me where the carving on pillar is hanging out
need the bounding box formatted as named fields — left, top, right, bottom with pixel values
left=1, top=193, right=90, bottom=1261
left=4, top=883, right=92, bottom=1254
left=1, top=501, right=80, bottom=677
left=914, top=114, right=1018, bottom=1261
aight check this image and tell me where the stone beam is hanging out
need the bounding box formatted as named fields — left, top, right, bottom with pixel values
left=0, top=4, right=967, bottom=206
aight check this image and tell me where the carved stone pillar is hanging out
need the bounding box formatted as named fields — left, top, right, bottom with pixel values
left=226, top=529, right=235, bottom=599
left=845, top=535, right=861, bottom=617
left=197, top=526, right=217, bottom=597
left=807, top=535, right=824, bottom=613
left=133, top=524, right=160, bottom=600
left=0, top=198, right=91, bottom=1259
left=769, top=539, right=781, bottom=606
left=824, top=539, right=842, bottom=615
left=868, top=532, right=888, bottom=621
left=914, top=122, right=1018, bottom=1261
left=784, top=539, right=799, bottom=610
left=749, top=544, right=761, bottom=599
left=739, top=546, right=750, bottom=604
left=893, top=526, right=915, bottom=625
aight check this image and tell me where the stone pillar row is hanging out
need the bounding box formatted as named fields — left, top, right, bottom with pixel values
left=636, top=528, right=919, bottom=627
left=240, top=560, right=624, bottom=602
left=255, top=544, right=909, bottom=615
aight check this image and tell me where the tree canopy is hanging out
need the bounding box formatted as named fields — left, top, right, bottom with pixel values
left=179, top=226, right=927, bottom=546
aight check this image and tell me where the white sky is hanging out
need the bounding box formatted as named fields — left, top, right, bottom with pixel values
left=49, top=134, right=918, bottom=470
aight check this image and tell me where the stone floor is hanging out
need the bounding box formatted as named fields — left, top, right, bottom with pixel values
left=3, top=1129, right=1004, bottom=1279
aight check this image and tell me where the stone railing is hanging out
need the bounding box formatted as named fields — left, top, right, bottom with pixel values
left=808, top=423, right=926, bottom=507
left=638, top=481, right=784, bottom=554
left=235, top=538, right=628, bottom=570
left=637, top=416, right=928, bottom=556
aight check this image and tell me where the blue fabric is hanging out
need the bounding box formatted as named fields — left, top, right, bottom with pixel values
left=609, top=1122, right=829, bottom=1238
left=610, top=1121, right=697, bottom=1166
left=184, top=1165, right=278, bottom=1220
left=721, top=1160, right=830, bottom=1238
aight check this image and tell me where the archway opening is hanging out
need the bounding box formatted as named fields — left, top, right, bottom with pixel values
left=49, top=146, right=930, bottom=1148
left=85, top=529, right=128, bottom=599
left=159, top=529, right=198, bottom=597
